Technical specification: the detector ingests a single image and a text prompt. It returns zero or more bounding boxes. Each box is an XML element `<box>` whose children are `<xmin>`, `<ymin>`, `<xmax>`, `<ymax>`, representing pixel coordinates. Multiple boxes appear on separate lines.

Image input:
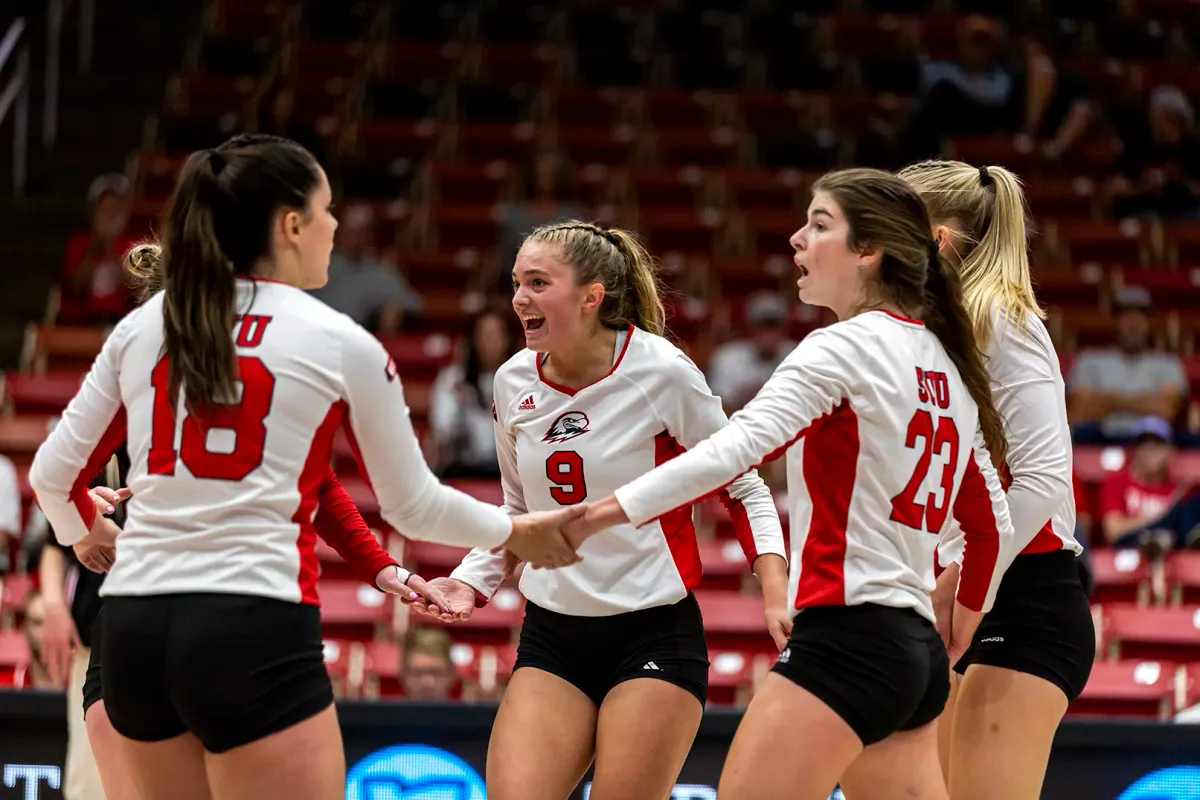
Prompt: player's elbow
<box><xmin>28</xmin><ymin>448</ymin><xmax>59</xmax><ymax>500</ymax></box>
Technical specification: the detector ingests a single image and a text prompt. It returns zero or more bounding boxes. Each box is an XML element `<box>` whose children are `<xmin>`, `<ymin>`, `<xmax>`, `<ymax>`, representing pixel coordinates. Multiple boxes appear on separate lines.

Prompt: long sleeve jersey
<box><xmin>451</xmin><ymin>325</ymin><xmax>785</xmax><ymax>616</ymax></box>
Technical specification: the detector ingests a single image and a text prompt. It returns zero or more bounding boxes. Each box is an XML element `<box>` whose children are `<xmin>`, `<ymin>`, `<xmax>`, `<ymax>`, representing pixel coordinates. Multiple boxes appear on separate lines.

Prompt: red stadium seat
<box><xmin>1070</xmin><ymin>660</ymin><xmax>1175</xmax><ymax>719</ymax></box>
<box><xmin>318</xmin><ymin>579</ymin><xmax>393</xmax><ymax>641</ymax></box>
<box><xmin>1089</xmin><ymin>548</ymin><xmax>1152</xmax><ymax>606</ymax></box>
<box><xmin>697</xmin><ymin>539</ymin><xmax>751</xmax><ymax>592</ymax></box>
<box><xmin>377</xmin><ymin>332</ymin><xmax>457</xmax><ymax>377</ymax></box>
<box><xmin>404</xmin><ymin>540</ymin><xmax>472</xmax><ymax>579</ymax></box>
<box><xmin>362</xmin><ymin>639</ymin><xmax>403</xmax><ymax>697</ymax></box>
<box><xmin>696</xmin><ymin>591</ymin><xmax>775</xmax><ymax>655</ymax></box>
<box><xmin>0</xmin><ymin>416</ymin><xmax>53</xmax><ymax>468</ymax></box>
<box><xmin>1102</xmin><ymin>604</ymin><xmax>1200</xmax><ymax>662</ymax></box>
<box><xmin>322</xmin><ymin>638</ymin><xmax>353</xmax><ymax>695</ymax></box>
<box><xmin>707</xmin><ymin>649</ymin><xmax>764</xmax><ymax>706</ymax></box>
<box><xmin>3</xmin><ymin>371</ymin><xmax>85</xmax><ymax>415</ymax></box>
<box><xmin>1165</xmin><ymin>551</ymin><xmax>1200</xmax><ymax>606</ymax></box>
<box><xmin>0</xmin><ymin>573</ymin><xmax>34</xmax><ymax>626</ymax></box>
<box><xmin>25</xmin><ymin>325</ymin><xmax>108</xmax><ymax>373</ymax></box>
<box><xmin>456</xmin><ymin>642</ymin><xmax>518</xmax><ymax>697</ymax></box>
<box><xmin>0</xmin><ymin>629</ymin><xmax>31</xmax><ymax>688</ymax></box>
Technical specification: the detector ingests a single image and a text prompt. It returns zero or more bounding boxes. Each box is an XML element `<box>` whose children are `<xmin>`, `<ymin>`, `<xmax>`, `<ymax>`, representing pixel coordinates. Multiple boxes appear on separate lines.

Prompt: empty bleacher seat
<box><xmin>1090</xmin><ymin>548</ymin><xmax>1152</xmax><ymax>606</ymax></box>
<box><xmin>0</xmin><ymin>630</ymin><xmax>31</xmax><ymax>688</ymax></box>
<box><xmin>1070</xmin><ymin>660</ymin><xmax>1175</xmax><ymax>718</ymax></box>
<box><xmin>318</xmin><ymin>579</ymin><xmax>393</xmax><ymax>641</ymax></box>
<box><xmin>1103</xmin><ymin>604</ymin><xmax>1200</xmax><ymax>662</ymax></box>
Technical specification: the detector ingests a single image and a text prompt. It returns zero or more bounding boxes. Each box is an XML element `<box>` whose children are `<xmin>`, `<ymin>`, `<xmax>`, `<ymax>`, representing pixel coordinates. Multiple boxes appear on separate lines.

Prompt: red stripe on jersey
<box><xmin>68</xmin><ymin>407</ymin><xmax>128</xmax><ymax>533</ymax></box>
<box><xmin>720</xmin><ymin>492</ymin><xmax>757</xmax><ymax>565</ymax></box>
<box><xmin>951</xmin><ymin>448</ymin><xmax>1001</xmax><ymax>612</ymax></box>
<box><xmin>998</xmin><ymin>459</ymin><xmax>1066</xmax><ymax>555</ymax></box>
<box><xmin>877</xmin><ymin>310</ymin><xmax>924</xmax><ymax>326</ymax></box>
<box><xmin>794</xmin><ymin>401</ymin><xmax>859</xmax><ymax>609</ymax></box>
<box><xmin>1021</xmin><ymin>521</ymin><xmax>1062</xmax><ymax>554</ymax></box>
<box><xmin>537</xmin><ymin>323</ymin><xmax>635</xmax><ymax>397</ymax></box>
<box><xmin>654</xmin><ymin>432</ymin><xmax>702</xmax><ymax>591</ymax></box>
<box><xmin>293</xmin><ymin>400</ymin><xmax>348</xmax><ymax>605</ymax></box>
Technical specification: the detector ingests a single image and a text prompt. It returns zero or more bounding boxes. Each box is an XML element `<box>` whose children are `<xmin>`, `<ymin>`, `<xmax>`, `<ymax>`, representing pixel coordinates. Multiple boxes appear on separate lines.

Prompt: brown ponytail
<box><xmin>526</xmin><ymin>220</ymin><xmax>667</xmax><ymax>336</ymax></box>
<box><xmin>161</xmin><ymin>149</ymin><xmax>239</xmax><ymax>412</ymax></box>
<box><xmin>147</xmin><ymin>134</ymin><xmax>321</xmax><ymax>413</ymax></box>
<box><xmin>814</xmin><ymin>168</ymin><xmax>1008</xmax><ymax>468</ymax></box>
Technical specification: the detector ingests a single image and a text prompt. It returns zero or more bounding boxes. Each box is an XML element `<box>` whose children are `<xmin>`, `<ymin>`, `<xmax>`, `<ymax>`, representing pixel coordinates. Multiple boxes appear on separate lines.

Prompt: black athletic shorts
<box><xmin>771</xmin><ymin>603</ymin><xmax>949</xmax><ymax>746</ymax></box>
<box><xmin>514</xmin><ymin>593</ymin><xmax>709</xmax><ymax>707</ymax></box>
<box><xmin>101</xmin><ymin>593</ymin><xmax>334</xmax><ymax>753</ymax></box>
<box><xmin>82</xmin><ymin>607</ymin><xmax>104</xmax><ymax>716</ymax></box>
<box><xmin>954</xmin><ymin>550</ymin><xmax>1095</xmax><ymax>702</ymax></box>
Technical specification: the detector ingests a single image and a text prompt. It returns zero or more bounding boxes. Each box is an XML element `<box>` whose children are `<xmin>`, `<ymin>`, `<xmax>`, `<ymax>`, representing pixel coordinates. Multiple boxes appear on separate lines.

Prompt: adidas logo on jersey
<box><xmin>643</xmin><ymin>662</ymin><xmax>661</xmax><ymax>671</ymax></box>
<box><xmin>517</xmin><ymin>395</ymin><xmax>536</xmax><ymax>410</ymax></box>
<box><xmin>777</xmin><ymin>649</ymin><xmax>791</xmax><ymax>664</ymax></box>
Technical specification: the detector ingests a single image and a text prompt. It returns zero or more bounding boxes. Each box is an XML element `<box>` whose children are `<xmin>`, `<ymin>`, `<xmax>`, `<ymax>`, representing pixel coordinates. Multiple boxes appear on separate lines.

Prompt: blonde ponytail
<box><xmin>606</xmin><ymin>228</ymin><xmax>666</xmax><ymax>336</ymax></box>
<box><xmin>898</xmin><ymin>160</ymin><xmax>1044</xmax><ymax>347</ymax></box>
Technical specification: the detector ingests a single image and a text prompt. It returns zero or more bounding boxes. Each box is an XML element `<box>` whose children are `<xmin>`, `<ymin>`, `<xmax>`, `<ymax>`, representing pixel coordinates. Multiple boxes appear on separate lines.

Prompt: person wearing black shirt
<box><xmin>35</xmin><ymin>446</ymin><xmax>130</xmax><ymax>800</ymax></box>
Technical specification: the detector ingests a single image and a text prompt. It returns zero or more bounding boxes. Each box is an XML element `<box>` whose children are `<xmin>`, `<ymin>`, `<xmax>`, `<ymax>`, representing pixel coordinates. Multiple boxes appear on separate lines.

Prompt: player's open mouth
<box><xmin>523</xmin><ymin>316</ymin><xmax>545</xmax><ymax>331</ymax></box>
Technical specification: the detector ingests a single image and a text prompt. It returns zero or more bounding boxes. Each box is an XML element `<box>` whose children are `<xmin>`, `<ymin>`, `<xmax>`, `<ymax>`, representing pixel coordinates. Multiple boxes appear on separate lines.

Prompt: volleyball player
<box><xmin>28</xmin><ymin>134</ymin><xmax>587</xmax><ymax>800</ymax></box>
<box><xmin>900</xmin><ymin>160</ymin><xmax>1092</xmax><ymax>800</ymax></box>
<box><xmin>567</xmin><ymin>169</ymin><xmax>1016</xmax><ymax>800</ymax></box>
<box><xmin>411</xmin><ymin>221</ymin><xmax>787</xmax><ymax>800</ymax></box>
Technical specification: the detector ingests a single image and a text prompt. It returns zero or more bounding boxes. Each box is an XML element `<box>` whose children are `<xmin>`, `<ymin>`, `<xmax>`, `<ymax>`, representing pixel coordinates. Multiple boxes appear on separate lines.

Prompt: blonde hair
<box><xmin>125</xmin><ymin>241</ymin><xmax>163</xmax><ymax>301</ymax></box>
<box><xmin>897</xmin><ymin>160</ymin><xmax>1044</xmax><ymax>347</ymax></box>
<box><xmin>524</xmin><ymin>220</ymin><xmax>666</xmax><ymax>336</ymax></box>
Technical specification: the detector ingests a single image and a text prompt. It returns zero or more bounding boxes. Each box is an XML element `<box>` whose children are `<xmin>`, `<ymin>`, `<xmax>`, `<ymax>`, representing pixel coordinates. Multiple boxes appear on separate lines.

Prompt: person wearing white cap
<box><xmin>706</xmin><ymin>292</ymin><xmax>797</xmax><ymax>412</ymax></box>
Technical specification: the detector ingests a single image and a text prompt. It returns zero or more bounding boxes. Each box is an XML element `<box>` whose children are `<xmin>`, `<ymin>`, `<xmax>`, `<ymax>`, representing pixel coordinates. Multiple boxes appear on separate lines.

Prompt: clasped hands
<box><xmin>410</xmin><ymin>496</ymin><xmax>628</xmax><ymax>622</ymax></box>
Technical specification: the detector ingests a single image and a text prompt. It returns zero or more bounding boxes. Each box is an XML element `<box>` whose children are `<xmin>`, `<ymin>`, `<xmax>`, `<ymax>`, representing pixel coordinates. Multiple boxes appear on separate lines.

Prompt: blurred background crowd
<box><xmin>3</xmin><ymin>0</ymin><xmax>1200</xmax><ymax>729</ymax></box>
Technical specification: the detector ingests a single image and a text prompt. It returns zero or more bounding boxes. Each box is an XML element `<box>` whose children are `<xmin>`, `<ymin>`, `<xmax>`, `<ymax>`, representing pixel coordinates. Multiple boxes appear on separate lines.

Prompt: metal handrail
<box><xmin>0</xmin><ymin>18</ymin><xmax>30</xmax><ymax>196</ymax></box>
<box><xmin>45</xmin><ymin>0</ymin><xmax>96</xmax><ymax>149</ymax></box>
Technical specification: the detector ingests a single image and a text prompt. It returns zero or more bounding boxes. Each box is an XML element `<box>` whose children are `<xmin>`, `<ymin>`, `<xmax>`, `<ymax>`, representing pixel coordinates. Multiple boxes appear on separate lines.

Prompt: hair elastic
<box><xmin>978</xmin><ymin>165</ymin><xmax>993</xmax><ymax>187</ymax></box>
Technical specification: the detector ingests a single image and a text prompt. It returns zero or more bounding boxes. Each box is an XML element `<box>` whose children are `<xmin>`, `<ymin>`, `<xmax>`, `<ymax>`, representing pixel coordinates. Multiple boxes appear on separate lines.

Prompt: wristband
<box><xmin>396</xmin><ymin>566</ymin><xmax>413</xmax><ymax>585</ymax></box>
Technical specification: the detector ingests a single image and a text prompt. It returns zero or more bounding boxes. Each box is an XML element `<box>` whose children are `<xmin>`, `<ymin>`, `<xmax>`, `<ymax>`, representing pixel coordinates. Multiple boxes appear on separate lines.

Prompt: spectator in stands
<box><xmin>400</xmin><ymin>627</ymin><xmax>456</xmax><ymax>701</ymax></box>
<box><xmin>1099</xmin><ymin>416</ymin><xmax>1188</xmax><ymax>548</ymax></box>
<box><xmin>21</xmin><ymin>592</ymin><xmax>55</xmax><ymax>689</ymax></box>
<box><xmin>705</xmin><ymin>293</ymin><xmax>796</xmax><ymax>413</ymax></box>
<box><xmin>308</xmin><ymin>201</ymin><xmax>422</xmax><ymax>333</ymax></box>
<box><xmin>496</xmin><ymin>149</ymin><xmax>585</xmax><ymax>293</ymax></box>
<box><xmin>1109</xmin><ymin>85</ymin><xmax>1200</xmax><ymax>221</ymax></box>
<box><xmin>1010</xmin><ymin>28</ymin><xmax>1093</xmax><ymax>164</ymax></box>
<box><xmin>431</xmin><ymin>307</ymin><xmax>515</xmax><ymax>479</ymax></box>
<box><xmin>57</xmin><ymin>174</ymin><xmax>139</xmax><ymax>326</ymax></box>
<box><xmin>900</xmin><ymin>17</ymin><xmax>1014</xmax><ymax>161</ymax></box>
<box><xmin>257</xmin><ymin>83</ymin><xmax>327</xmax><ymax>166</ymax></box>
<box><xmin>1067</xmin><ymin>286</ymin><xmax>1187</xmax><ymax>445</ymax></box>
<box><xmin>0</xmin><ymin>453</ymin><xmax>18</xmax><ymax>575</ymax></box>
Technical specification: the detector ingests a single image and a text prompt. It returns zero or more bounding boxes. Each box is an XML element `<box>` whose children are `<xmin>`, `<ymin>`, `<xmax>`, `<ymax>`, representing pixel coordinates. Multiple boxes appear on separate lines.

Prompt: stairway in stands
<box><xmin>0</xmin><ymin>0</ymin><xmax>198</xmax><ymax>369</ymax></box>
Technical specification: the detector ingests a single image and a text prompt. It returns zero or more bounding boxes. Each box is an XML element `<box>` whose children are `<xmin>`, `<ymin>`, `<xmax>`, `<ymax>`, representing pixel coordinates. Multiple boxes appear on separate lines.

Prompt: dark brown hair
<box><xmin>125</xmin><ymin>134</ymin><xmax>321</xmax><ymax>411</ymax></box>
<box><xmin>813</xmin><ymin>168</ymin><xmax>1007</xmax><ymax>467</ymax></box>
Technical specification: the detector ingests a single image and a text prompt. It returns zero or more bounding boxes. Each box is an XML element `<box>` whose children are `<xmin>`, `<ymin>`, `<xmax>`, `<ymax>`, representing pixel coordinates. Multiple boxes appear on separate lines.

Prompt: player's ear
<box><xmin>581</xmin><ymin>282</ymin><xmax>605</xmax><ymax>314</ymax></box>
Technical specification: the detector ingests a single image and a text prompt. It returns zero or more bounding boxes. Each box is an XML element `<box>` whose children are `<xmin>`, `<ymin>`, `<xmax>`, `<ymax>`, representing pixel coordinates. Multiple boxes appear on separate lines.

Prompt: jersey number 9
<box><xmin>546</xmin><ymin>451</ymin><xmax>587</xmax><ymax>505</ymax></box>
<box><xmin>148</xmin><ymin>355</ymin><xmax>276</xmax><ymax>481</ymax></box>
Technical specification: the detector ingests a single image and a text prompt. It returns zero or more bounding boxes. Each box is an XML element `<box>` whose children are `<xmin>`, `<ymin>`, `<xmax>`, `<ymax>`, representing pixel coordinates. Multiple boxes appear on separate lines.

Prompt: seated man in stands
<box><xmin>307</xmin><ymin>202</ymin><xmax>422</xmax><ymax>334</ymax></box>
<box><xmin>400</xmin><ymin>627</ymin><xmax>457</xmax><ymax>701</ymax></box>
<box><xmin>1100</xmin><ymin>416</ymin><xmax>1199</xmax><ymax>551</ymax></box>
<box><xmin>1068</xmin><ymin>286</ymin><xmax>1188</xmax><ymax>446</ymax></box>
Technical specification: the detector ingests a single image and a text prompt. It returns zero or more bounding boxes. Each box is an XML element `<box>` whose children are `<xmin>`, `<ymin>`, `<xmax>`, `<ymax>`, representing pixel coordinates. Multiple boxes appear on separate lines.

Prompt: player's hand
<box><xmin>88</xmin><ymin>486</ymin><xmax>132</xmax><ymax>517</ymax></box>
<box><xmin>764</xmin><ymin>605</ymin><xmax>792</xmax><ymax>653</ymax></box>
<box><xmin>932</xmin><ymin>561</ymin><xmax>959</xmax><ymax>650</ymax></box>
<box><xmin>501</xmin><ymin>550</ymin><xmax>525</xmax><ymax>584</ymax></box>
<box><xmin>376</xmin><ymin>566</ymin><xmax>455</xmax><ymax>618</ymax></box>
<box><xmin>75</xmin><ymin>516</ymin><xmax>121</xmax><ymax>574</ymax></box>
<box><xmin>41</xmin><ymin>597</ymin><xmax>79</xmax><ymax>688</ymax></box>
<box><xmin>947</xmin><ymin>602</ymin><xmax>983</xmax><ymax>668</ymax></box>
<box><xmin>409</xmin><ymin>577</ymin><xmax>477</xmax><ymax>622</ymax></box>
<box><xmin>505</xmin><ymin>505</ymin><xmax>588</xmax><ymax>568</ymax></box>
<box><xmin>561</xmin><ymin>495</ymin><xmax>629</xmax><ymax>551</ymax></box>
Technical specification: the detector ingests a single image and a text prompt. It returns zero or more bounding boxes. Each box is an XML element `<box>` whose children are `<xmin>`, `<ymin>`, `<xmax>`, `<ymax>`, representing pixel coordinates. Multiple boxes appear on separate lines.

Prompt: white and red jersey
<box><xmin>614</xmin><ymin>311</ymin><xmax>1015</xmax><ymax>622</ymax></box>
<box><xmin>937</xmin><ymin>309</ymin><xmax>1080</xmax><ymax>573</ymax></box>
<box><xmin>451</xmin><ymin>325</ymin><xmax>784</xmax><ymax>616</ymax></box>
<box><xmin>29</xmin><ymin>279</ymin><xmax>514</xmax><ymax>605</ymax></box>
